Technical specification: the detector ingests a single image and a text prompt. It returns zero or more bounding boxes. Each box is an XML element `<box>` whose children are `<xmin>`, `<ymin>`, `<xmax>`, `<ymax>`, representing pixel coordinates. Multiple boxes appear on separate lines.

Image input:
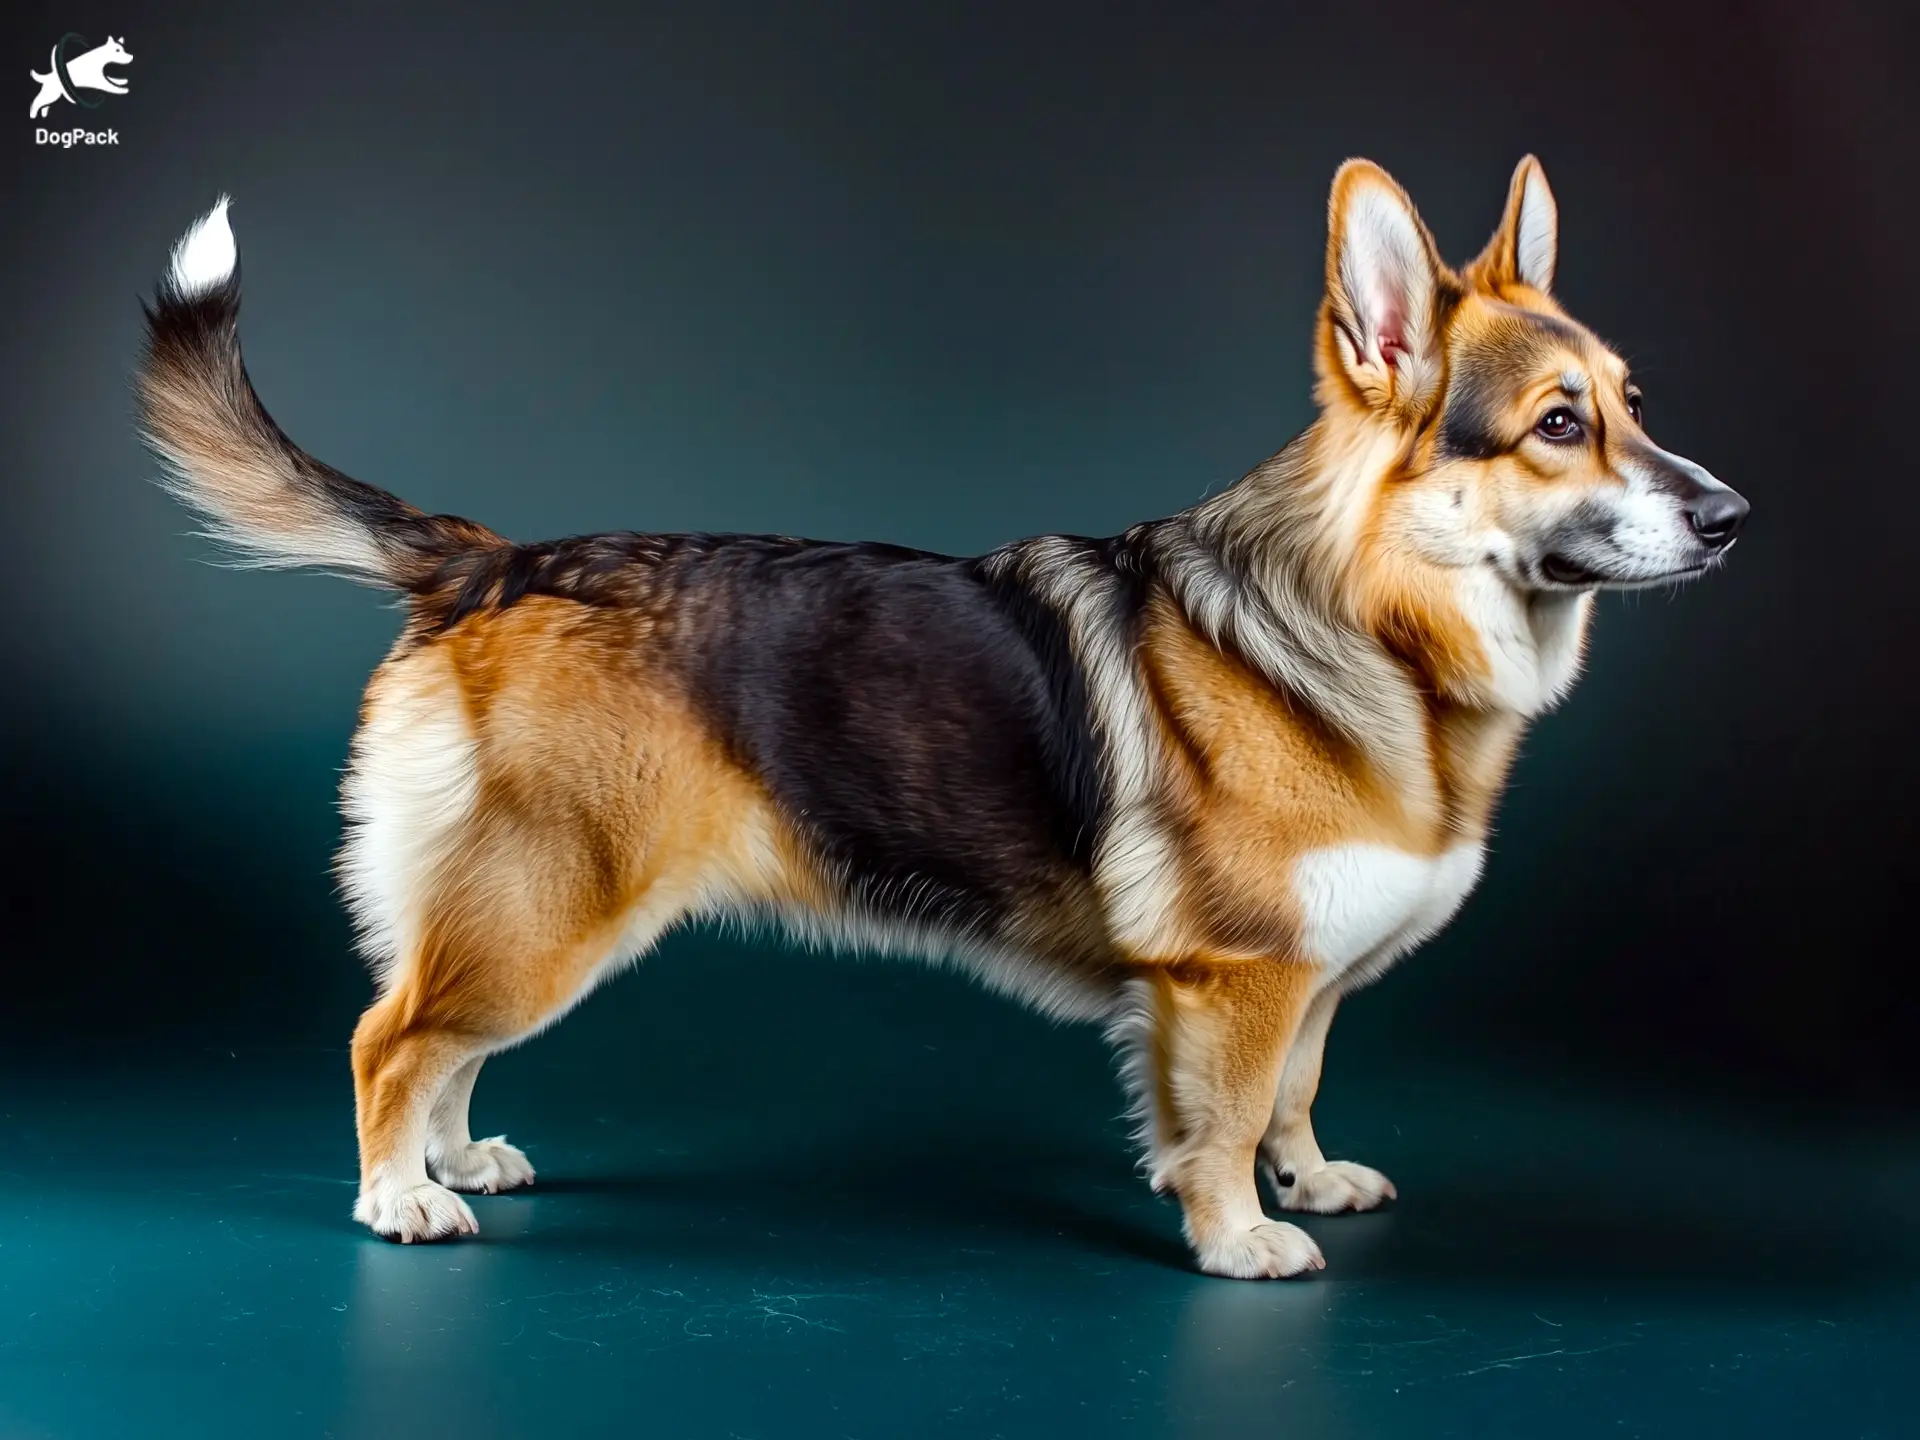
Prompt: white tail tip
<box><xmin>168</xmin><ymin>195</ymin><xmax>237</xmax><ymax>297</ymax></box>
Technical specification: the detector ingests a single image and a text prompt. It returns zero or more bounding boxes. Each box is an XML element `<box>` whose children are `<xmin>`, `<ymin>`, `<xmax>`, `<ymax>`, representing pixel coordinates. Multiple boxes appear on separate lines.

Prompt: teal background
<box><xmin>1</xmin><ymin>1</ymin><xmax>1915</xmax><ymax>1435</ymax></box>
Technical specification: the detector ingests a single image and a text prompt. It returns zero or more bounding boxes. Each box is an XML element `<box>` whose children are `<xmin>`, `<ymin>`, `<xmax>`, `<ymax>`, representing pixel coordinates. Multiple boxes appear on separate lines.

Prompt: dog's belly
<box><xmin>1289</xmin><ymin>842</ymin><xmax>1485</xmax><ymax>979</ymax></box>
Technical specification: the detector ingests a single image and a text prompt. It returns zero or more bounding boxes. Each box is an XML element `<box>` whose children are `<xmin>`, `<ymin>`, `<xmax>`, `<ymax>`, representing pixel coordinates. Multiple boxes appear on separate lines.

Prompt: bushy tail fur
<box><xmin>138</xmin><ymin>197</ymin><xmax>503</xmax><ymax>591</ymax></box>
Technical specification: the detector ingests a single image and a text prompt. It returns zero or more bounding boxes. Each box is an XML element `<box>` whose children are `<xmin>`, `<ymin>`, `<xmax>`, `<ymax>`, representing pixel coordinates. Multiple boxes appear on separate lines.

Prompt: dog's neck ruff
<box><xmin>1155</xmin><ymin>430</ymin><xmax>1429</xmax><ymax>780</ymax></box>
<box><xmin>1145</xmin><ymin>513</ymin><xmax>1422</xmax><ymax>750</ymax></box>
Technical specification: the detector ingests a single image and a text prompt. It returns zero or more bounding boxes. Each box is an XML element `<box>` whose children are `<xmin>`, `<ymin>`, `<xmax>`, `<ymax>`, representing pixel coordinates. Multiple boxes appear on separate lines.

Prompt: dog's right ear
<box><xmin>1320</xmin><ymin>160</ymin><xmax>1448</xmax><ymax>417</ymax></box>
<box><xmin>1465</xmin><ymin>155</ymin><xmax>1558</xmax><ymax>296</ymax></box>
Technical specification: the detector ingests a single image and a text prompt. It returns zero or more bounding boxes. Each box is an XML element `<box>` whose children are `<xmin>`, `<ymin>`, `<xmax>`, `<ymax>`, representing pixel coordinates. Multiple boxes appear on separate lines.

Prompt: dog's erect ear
<box><xmin>1467</xmin><ymin>155</ymin><xmax>1558</xmax><ymax>296</ymax></box>
<box><xmin>1322</xmin><ymin>160</ymin><xmax>1448</xmax><ymax>414</ymax></box>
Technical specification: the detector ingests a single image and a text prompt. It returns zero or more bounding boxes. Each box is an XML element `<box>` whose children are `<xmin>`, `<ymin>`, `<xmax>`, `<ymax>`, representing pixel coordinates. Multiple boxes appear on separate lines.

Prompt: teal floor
<box><xmin>3</xmin><ymin>947</ymin><xmax>1915</xmax><ymax>1438</ymax></box>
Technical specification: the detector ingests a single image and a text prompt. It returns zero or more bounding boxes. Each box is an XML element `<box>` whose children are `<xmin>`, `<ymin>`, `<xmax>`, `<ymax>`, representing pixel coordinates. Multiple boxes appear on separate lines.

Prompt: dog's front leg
<box><xmin>1138</xmin><ymin>956</ymin><xmax>1325</xmax><ymax>1279</ymax></box>
<box><xmin>1257</xmin><ymin>987</ymin><xmax>1396</xmax><ymax>1214</ymax></box>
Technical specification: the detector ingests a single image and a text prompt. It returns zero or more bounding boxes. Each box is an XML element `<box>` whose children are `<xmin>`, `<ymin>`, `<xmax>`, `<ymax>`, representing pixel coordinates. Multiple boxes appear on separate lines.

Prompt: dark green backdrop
<box><xmin>3</xmin><ymin>0</ymin><xmax>1913</xmax><ymax>1099</ymax></box>
<box><xmin>7</xmin><ymin>5</ymin><xmax>1918</xmax><ymax>1436</ymax></box>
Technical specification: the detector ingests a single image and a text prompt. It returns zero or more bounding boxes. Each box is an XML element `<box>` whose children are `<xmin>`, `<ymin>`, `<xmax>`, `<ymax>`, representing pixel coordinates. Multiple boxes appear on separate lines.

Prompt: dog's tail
<box><xmin>139</xmin><ymin>197</ymin><xmax>505</xmax><ymax>592</ymax></box>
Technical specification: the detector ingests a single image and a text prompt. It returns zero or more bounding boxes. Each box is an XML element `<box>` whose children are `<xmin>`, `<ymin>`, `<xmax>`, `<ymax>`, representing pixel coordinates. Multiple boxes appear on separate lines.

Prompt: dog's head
<box><xmin>1315</xmin><ymin>156</ymin><xmax>1746</xmax><ymax>593</ymax></box>
<box><xmin>99</xmin><ymin>36</ymin><xmax>133</xmax><ymax>67</ymax></box>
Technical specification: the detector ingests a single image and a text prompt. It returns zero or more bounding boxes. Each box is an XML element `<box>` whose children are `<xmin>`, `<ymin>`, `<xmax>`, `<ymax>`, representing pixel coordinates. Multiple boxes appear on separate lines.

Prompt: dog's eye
<box><xmin>1535</xmin><ymin>408</ymin><xmax>1582</xmax><ymax>442</ymax></box>
<box><xmin>1626</xmin><ymin>390</ymin><xmax>1644</xmax><ymax>425</ymax></box>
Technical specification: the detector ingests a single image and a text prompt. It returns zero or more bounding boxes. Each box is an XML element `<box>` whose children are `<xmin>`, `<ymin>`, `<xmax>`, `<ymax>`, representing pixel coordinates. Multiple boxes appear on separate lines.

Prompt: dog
<box><xmin>29</xmin><ymin>35</ymin><xmax>131</xmax><ymax>119</ymax></box>
<box><xmin>138</xmin><ymin>158</ymin><xmax>1746</xmax><ymax>1278</ymax></box>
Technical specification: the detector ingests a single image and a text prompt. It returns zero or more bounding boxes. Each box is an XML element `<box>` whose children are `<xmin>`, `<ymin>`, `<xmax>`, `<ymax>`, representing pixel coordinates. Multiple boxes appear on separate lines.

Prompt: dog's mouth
<box><xmin>1598</xmin><ymin>560</ymin><xmax>1716</xmax><ymax>592</ymax></box>
<box><xmin>1540</xmin><ymin>553</ymin><xmax>1602</xmax><ymax>587</ymax></box>
<box><xmin>1539</xmin><ymin>552</ymin><xmax>1715</xmax><ymax>591</ymax></box>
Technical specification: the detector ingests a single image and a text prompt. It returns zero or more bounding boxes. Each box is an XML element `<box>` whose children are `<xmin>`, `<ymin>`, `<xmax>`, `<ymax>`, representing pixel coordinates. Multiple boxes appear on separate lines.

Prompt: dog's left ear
<box><xmin>1321</xmin><ymin>160</ymin><xmax>1448</xmax><ymax>414</ymax></box>
<box><xmin>1468</xmin><ymin>155</ymin><xmax>1558</xmax><ymax>295</ymax></box>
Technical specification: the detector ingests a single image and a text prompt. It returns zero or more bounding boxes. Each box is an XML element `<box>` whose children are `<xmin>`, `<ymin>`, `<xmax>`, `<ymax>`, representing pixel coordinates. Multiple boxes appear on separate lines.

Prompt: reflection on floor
<box><xmin>3</xmin><ymin>948</ymin><xmax>1914</xmax><ymax>1438</ymax></box>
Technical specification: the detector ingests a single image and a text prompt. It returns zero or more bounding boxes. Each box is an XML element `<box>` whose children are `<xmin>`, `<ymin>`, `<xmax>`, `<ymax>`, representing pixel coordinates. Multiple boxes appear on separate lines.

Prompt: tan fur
<box><xmin>347</xmin><ymin>599</ymin><xmax>829</xmax><ymax>1231</ymax></box>
<box><xmin>1144</xmin><ymin>958</ymin><xmax>1326</xmax><ymax>1277</ymax></box>
<box><xmin>1143</xmin><ymin>593</ymin><xmax>1386</xmax><ymax>950</ymax></box>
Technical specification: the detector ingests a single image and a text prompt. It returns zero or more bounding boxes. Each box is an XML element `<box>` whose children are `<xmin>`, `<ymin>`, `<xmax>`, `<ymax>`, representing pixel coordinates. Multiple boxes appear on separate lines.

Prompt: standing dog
<box><xmin>139</xmin><ymin>158</ymin><xmax>1746</xmax><ymax>1278</ymax></box>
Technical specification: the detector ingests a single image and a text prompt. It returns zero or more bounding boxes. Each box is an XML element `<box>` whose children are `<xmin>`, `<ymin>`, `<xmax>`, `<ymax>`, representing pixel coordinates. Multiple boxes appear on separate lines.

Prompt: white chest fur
<box><xmin>1452</xmin><ymin>573</ymin><xmax>1592</xmax><ymax>716</ymax></box>
<box><xmin>1290</xmin><ymin>842</ymin><xmax>1485</xmax><ymax>978</ymax></box>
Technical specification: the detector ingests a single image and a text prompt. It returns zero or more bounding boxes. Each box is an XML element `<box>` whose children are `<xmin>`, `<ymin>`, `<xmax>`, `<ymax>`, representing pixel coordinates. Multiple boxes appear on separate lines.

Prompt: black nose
<box><xmin>1687</xmin><ymin>489</ymin><xmax>1749</xmax><ymax>549</ymax></box>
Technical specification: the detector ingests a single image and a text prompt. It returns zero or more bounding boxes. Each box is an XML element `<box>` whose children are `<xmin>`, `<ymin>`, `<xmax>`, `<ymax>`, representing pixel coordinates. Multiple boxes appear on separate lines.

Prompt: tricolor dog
<box><xmin>139</xmin><ymin>158</ymin><xmax>1746</xmax><ymax>1278</ymax></box>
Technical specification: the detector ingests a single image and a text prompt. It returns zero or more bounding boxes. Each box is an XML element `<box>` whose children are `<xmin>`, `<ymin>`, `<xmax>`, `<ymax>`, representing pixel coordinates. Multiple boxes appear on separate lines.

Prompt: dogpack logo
<box><xmin>29</xmin><ymin>33</ymin><xmax>131</xmax><ymax>147</ymax></box>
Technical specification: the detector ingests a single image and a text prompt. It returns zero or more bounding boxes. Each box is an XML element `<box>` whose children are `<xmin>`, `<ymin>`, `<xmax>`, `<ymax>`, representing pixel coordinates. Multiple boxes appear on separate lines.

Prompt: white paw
<box><xmin>1267</xmin><ymin>1158</ymin><xmax>1397</xmax><ymax>1214</ymax></box>
<box><xmin>1194</xmin><ymin>1221</ymin><xmax>1325</xmax><ymax>1280</ymax></box>
<box><xmin>353</xmin><ymin>1178</ymin><xmax>479</xmax><ymax>1243</ymax></box>
<box><xmin>429</xmin><ymin>1136</ymin><xmax>535</xmax><ymax>1195</ymax></box>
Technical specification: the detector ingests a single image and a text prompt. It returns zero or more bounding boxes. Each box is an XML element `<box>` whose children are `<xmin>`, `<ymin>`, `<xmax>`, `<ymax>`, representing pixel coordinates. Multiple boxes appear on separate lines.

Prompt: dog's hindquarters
<box><xmin>339</xmin><ymin>596</ymin><xmax>826</xmax><ymax>1238</ymax></box>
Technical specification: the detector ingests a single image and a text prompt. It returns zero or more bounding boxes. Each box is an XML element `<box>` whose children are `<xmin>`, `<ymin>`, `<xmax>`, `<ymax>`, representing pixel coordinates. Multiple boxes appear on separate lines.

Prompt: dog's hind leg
<box><xmin>1258</xmin><ymin>988</ymin><xmax>1396</xmax><ymax>1215</ymax></box>
<box><xmin>1132</xmin><ymin>957</ymin><xmax>1323</xmax><ymax>1279</ymax></box>
<box><xmin>425</xmin><ymin>1055</ymin><xmax>536</xmax><ymax>1195</ymax></box>
<box><xmin>339</xmin><ymin>651</ymin><xmax>637</xmax><ymax>1241</ymax></box>
<box><xmin>350</xmin><ymin>986</ymin><xmax>488</xmax><ymax>1242</ymax></box>
<box><xmin>348</xmin><ymin>879</ymin><xmax>648</xmax><ymax>1242</ymax></box>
